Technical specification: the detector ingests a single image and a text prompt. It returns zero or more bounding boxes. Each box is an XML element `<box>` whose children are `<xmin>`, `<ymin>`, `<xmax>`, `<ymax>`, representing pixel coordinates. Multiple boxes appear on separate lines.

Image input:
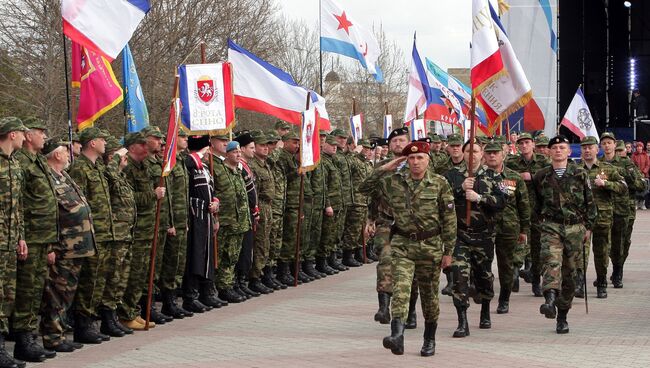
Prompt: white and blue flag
<box><xmin>122</xmin><ymin>44</ymin><xmax>149</xmax><ymax>132</ymax></box>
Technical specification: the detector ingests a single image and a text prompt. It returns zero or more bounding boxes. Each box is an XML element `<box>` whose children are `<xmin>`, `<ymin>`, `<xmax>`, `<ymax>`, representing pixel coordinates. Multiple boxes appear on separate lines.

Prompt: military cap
<box><xmin>330</xmin><ymin>128</ymin><xmax>347</xmax><ymax>138</ymax></box>
<box><xmin>580</xmin><ymin>136</ymin><xmax>599</xmax><ymax>146</ymax></box>
<box><xmin>71</xmin><ymin>132</ymin><xmax>80</xmax><ymax>142</ymax></box>
<box><xmin>615</xmin><ymin>140</ymin><xmax>626</xmax><ymax>151</ymax></box>
<box><xmin>387</xmin><ymin>127</ymin><xmax>408</xmax><ymax>142</ymax></box>
<box><xmin>358</xmin><ymin>139</ymin><xmax>372</xmax><ymax>148</ymax></box>
<box><xmin>105</xmin><ymin>136</ymin><xmax>122</xmax><ymax>152</ymax></box>
<box><xmin>282</xmin><ymin>129</ymin><xmax>300</xmax><ymax>141</ymax></box>
<box><xmin>402</xmin><ymin>141</ymin><xmax>430</xmax><ymax>156</ymax></box>
<box><xmin>484</xmin><ymin>141</ymin><xmax>503</xmax><ymax>152</ymax></box>
<box><xmin>462</xmin><ymin>137</ymin><xmax>481</xmax><ymax>151</ymax></box>
<box><xmin>477</xmin><ymin>136</ymin><xmax>490</xmax><ymax>144</ymax></box>
<box><xmin>275</xmin><ymin>120</ymin><xmax>291</xmax><ymax>130</ymax></box>
<box><xmin>188</xmin><ymin>135</ymin><xmax>210</xmax><ymax>151</ymax></box>
<box><xmin>42</xmin><ymin>138</ymin><xmax>71</xmax><ymax>156</ymax></box>
<box><xmin>234</xmin><ymin>132</ymin><xmax>254</xmax><ymax>147</ymax></box>
<box><xmin>123</xmin><ymin>132</ymin><xmax>147</xmax><ymax>147</ymax></box>
<box><xmin>79</xmin><ymin>127</ymin><xmax>110</xmax><ymax>145</ymax></box>
<box><xmin>600</xmin><ymin>132</ymin><xmax>616</xmax><ymax>142</ymax></box>
<box><xmin>535</xmin><ymin>135</ymin><xmax>550</xmax><ymax>146</ymax></box>
<box><xmin>23</xmin><ymin>116</ymin><xmax>48</xmax><ymax>130</ymax></box>
<box><xmin>517</xmin><ymin>132</ymin><xmax>534</xmax><ymax>142</ymax></box>
<box><xmin>428</xmin><ymin>133</ymin><xmax>442</xmax><ymax>143</ymax></box>
<box><xmin>226</xmin><ymin>141</ymin><xmax>240</xmax><ymax>152</ymax></box>
<box><xmin>0</xmin><ymin>117</ymin><xmax>28</xmax><ymax>135</ymax></box>
<box><xmin>250</xmin><ymin>131</ymin><xmax>270</xmax><ymax>145</ymax></box>
<box><xmin>178</xmin><ymin>129</ymin><xmax>188</xmax><ymax>137</ymax></box>
<box><xmin>141</xmin><ymin>126</ymin><xmax>164</xmax><ymax>138</ymax></box>
<box><xmin>324</xmin><ymin>135</ymin><xmax>337</xmax><ymax>145</ymax></box>
<box><xmin>548</xmin><ymin>135</ymin><xmax>570</xmax><ymax>148</ymax></box>
<box><xmin>447</xmin><ymin>133</ymin><xmax>463</xmax><ymax>146</ymax></box>
<box><xmin>493</xmin><ymin>136</ymin><xmax>507</xmax><ymax>145</ymax></box>
<box><xmin>441</xmin><ymin>135</ymin><xmax>448</xmax><ymax>142</ymax></box>
<box><xmin>265</xmin><ymin>130</ymin><xmax>280</xmax><ymax>142</ymax></box>
<box><xmin>319</xmin><ymin>129</ymin><xmax>328</xmax><ymax>136</ymax></box>
<box><xmin>210</xmin><ymin>132</ymin><xmax>230</xmax><ymax>140</ymax></box>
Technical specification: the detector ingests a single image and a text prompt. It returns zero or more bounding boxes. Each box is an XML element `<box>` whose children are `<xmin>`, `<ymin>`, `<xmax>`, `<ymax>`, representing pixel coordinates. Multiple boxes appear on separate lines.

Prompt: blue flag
<box><xmin>122</xmin><ymin>44</ymin><xmax>149</xmax><ymax>132</ymax></box>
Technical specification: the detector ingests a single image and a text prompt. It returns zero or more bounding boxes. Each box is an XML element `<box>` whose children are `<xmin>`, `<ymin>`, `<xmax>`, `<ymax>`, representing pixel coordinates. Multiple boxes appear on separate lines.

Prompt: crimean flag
<box><xmin>162</xmin><ymin>77</ymin><xmax>181</xmax><ymax>177</ymax></box>
<box><xmin>350</xmin><ymin>114</ymin><xmax>363</xmax><ymax>145</ymax></box>
<box><xmin>300</xmin><ymin>103</ymin><xmax>321</xmax><ymax>173</ymax></box>
<box><xmin>383</xmin><ymin>114</ymin><xmax>392</xmax><ymax>139</ymax></box>
<box><xmin>71</xmin><ymin>41</ymin><xmax>123</xmax><ymax>130</ymax></box>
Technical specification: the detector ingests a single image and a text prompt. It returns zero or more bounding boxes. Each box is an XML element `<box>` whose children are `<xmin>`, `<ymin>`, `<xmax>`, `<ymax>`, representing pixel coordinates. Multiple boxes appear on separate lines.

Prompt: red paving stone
<box><xmin>29</xmin><ymin>211</ymin><xmax>650</xmax><ymax>368</ymax></box>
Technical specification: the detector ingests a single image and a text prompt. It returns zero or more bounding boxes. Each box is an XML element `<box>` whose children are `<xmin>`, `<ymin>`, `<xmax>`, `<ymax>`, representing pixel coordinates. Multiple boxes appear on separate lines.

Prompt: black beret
<box><xmin>387</xmin><ymin>127</ymin><xmax>408</xmax><ymax>142</ymax></box>
<box><xmin>548</xmin><ymin>135</ymin><xmax>570</xmax><ymax>148</ymax></box>
<box><xmin>234</xmin><ymin>132</ymin><xmax>254</xmax><ymax>147</ymax></box>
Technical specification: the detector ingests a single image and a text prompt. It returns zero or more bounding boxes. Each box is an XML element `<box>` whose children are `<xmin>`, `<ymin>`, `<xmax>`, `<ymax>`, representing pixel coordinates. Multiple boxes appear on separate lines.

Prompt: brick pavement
<box><xmin>29</xmin><ymin>211</ymin><xmax>650</xmax><ymax>368</ymax></box>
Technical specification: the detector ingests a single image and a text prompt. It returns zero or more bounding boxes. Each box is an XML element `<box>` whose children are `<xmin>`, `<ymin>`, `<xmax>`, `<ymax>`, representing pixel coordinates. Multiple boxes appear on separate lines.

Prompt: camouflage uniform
<box><xmin>249</xmin><ymin>155</ymin><xmax>274</xmax><ymax>280</ymax></box>
<box><xmin>268</xmin><ymin>149</ymin><xmax>286</xmax><ymax>268</ymax></box>
<box><xmin>319</xmin><ymin>152</ymin><xmax>343</xmax><ymax>259</ymax></box>
<box><xmin>360</xmin><ymin>168</ymin><xmax>456</xmax><ymax>322</ymax></box>
<box><xmin>334</xmin><ymin>150</ymin><xmax>353</xmax><ymax>249</ymax></box>
<box><xmin>533</xmin><ymin>164</ymin><xmax>597</xmax><ymax>310</ymax></box>
<box><xmin>41</xmin><ymin>169</ymin><xmax>96</xmax><ymax>348</ymax></box>
<box><xmin>11</xmin><ymin>149</ymin><xmax>57</xmax><ymax>333</ymax></box>
<box><xmin>445</xmin><ymin>165</ymin><xmax>506</xmax><ymax>308</ymax></box>
<box><xmin>341</xmin><ymin>153</ymin><xmax>372</xmax><ymax>255</ymax></box>
<box><xmin>68</xmin><ymin>154</ymin><xmax>115</xmax><ymax>318</ymax></box>
<box><xmin>278</xmin><ymin>149</ymin><xmax>301</xmax><ymax>263</ymax></box>
<box><xmin>308</xmin><ymin>164</ymin><xmax>327</xmax><ymax>264</ymax></box>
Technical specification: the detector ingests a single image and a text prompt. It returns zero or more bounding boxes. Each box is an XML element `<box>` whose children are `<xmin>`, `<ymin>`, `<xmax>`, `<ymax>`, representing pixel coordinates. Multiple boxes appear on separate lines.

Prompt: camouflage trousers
<box><xmin>336</xmin><ymin>205</ymin><xmax>350</xmax><ymax>248</ymax></box>
<box><xmin>145</xmin><ymin>227</ymin><xmax>168</xmax><ymax>295</ymax></box>
<box><xmin>609</xmin><ymin>215</ymin><xmax>629</xmax><ymax>269</ymax></box>
<box><xmin>100</xmin><ymin>241</ymin><xmax>133</xmax><ymax>310</ymax></box>
<box><xmin>12</xmin><ymin>243</ymin><xmax>48</xmax><ymax>332</ymax></box>
<box><xmin>318</xmin><ymin>208</ymin><xmax>341</xmax><ymax>258</ymax></box>
<box><xmin>215</xmin><ymin>231</ymin><xmax>244</xmax><ymax>290</ymax></box>
<box><xmin>250</xmin><ymin>203</ymin><xmax>272</xmax><ymax>280</ymax></box>
<box><xmin>512</xmin><ymin>235</ymin><xmax>528</xmax><ymax>271</ymax></box>
<box><xmin>587</xmin><ymin>214</ymin><xmax>612</xmax><ymax>282</ymax></box>
<box><xmin>452</xmin><ymin>232</ymin><xmax>495</xmax><ymax>308</ymax></box>
<box><xmin>375</xmin><ymin>224</ymin><xmax>392</xmax><ymax>294</ymax></box>
<box><xmin>279</xmin><ymin>207</ymin><xmax>299</xmax><ymax>263</ymax></box>
<box><xmin>621</xmin><ymin>209</ymin><xmax>636</xmax><ymax>267</ymax></box>
<box><xmin>160</xmin><ymin>229</ymin><xmax>186</xmax><ymax>292</ymax></box>
<box><xmin>305</xmin><ymin>204</ymin><xmax>324</xmax><ymax>262</ymax></box>
<box><xmin>40</xmin><ymin>254</ymin><xmax>82</xmax><ymax>348</ymax></box>
<box><xmin>74</xmin><ymin>241</ymin><xmax>111</xmax><ymax>318</ymax></box>
<box><xmin>529</xmin><ymin>224</ymin><xmax>543</xmax><ymax>279</ymax></box>
<box><xmin>0</xmin><ymin>249</ymin><xmax>17</xmax><ymax>335</ymax></box>
<box><xmin>267</xmin><ymin>208</ymin><xmax>284</xmax><ymax>267</ymax></box>
<box><xmin>540</xmin><ymin>222</ymin><xmax>586</xmax><ymax>310</ymax></box>
<box><xmin>117</xmin><ymin>239</ymin><xmax>151</xmax><ymax>321</ymax></box>
<box><xmin>494</xmin><ymin>233</ymin><xmax>517</xmax><ymax>293</ymax></box>
<box><xmin>390</xmin><ymin>235</ymin><xmax>442</xmax><ymax>322</ymax></box>
<box><xmin>300</xmin><ymin>198</ymin><xmax>313</xmax><ymax>262</ymax></box>
<box><xmin>342</xmin><ymin>205</ymin><xmax>366</xmax><ymax>251</ymax></box>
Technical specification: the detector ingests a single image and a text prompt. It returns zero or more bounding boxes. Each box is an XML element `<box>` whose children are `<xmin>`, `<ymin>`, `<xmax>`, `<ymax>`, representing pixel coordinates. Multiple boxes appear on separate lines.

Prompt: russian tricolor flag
<box><xmin>62</xmin><ymin>0</ymin><xmax>150</xmax><ymax>61</ymax></box>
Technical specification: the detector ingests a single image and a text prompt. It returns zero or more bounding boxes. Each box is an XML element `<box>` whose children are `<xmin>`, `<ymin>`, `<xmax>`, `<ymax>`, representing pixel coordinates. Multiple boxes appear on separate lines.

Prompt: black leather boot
<box><xmin>531</xmin><ymin>276</ymin><xmax>543</xmax><ymax>297</ymax></box>
<box><xmin>405</xmin><ymin>293</ymin><xmax>418</xmax><ymax>329</ymax></box>
<box><xmin>73</xmin><ymin>314</ymin><xmax>103</xmax><ymax>344</ymax></box>
<box><xmin>99</xmin><ymin>307</ymin><xmax>125</xmax><ymax>337</ymax></box>
<box><xmin>452</xmin><ymin>306</ymin><xmax>469</xmax><ymax>337</ymax></box>
<box><xmin>269</xmin><ymin>266</ymin><xmax>288</xmax><ymax>289</ymax></box>
<box><xmin>342</xmin><ymin>249</ymin><xmax>362</xmax><ymax>267</ymax></box>
<box><xmin>382</xmin><ymin>318</ymin><xmax>405</xmax><ymax>355</ymax></box>
<box><xmin>556</xmin><ymin>308</ymin><xmax>569</xmax><ymax>334</ymax></box>
<box><xmin>367</xmin><ymin>246</ymin><xmax>379</xmax><ymax>262</ymax></box>
<box><xmin>249</xmin><ymin>278</ymin><xmax>273</xmax><ymax>294</ymax></box>
<box><xmin>13</xmin><ymin>331</ymin><xmax>49</xmax><ymax>362</ymax></box>
<box><xmin>161</xmin><ymin>290</ymin><xmax>187</xmax><ymax>318</ymax></box>
<box><xmin>261</xmin><ymin>267</ymin><xmax>282</xmax><ymax>290</ymax></box>
<box><xmin>302</xmin><ymin>261</ymin><xmax>323</xmax><ymax>279</ymax></box>
<box><xmin>540</xmin><ymin>289</ymin><xmax>557</xmax><ymax>319</ymax></box>
<box><xmin>316</xmin><ymin>257</ymin><xmax>337</xmax><ymax>275</ymax></box>
<box><xmin>276</xmin><ymin>262</ymin><xmax>297</xmax><ymax>286</ymax></box>
<box><xmin>238</xmin><ymin>277</ymin><xmax>261</xmax><ymax>297</ymax></box>
<box><xmin>290</xmin><ymin>263</ymin><xmax>312</xmax><ymax>283</ymax></box>
<box><xmin>512</xmin><ymin>273</ymin><xmax>520</xmax><ymax>292</ymax></box>
<box><xmin>1</xmin><ymin>334</ymin><xmax>25</xmax><ymax>368</ymax></box>
<box><xmin>232</xmin><ymin>279</ymin><xmax>249</xmax><ymax>300</ymax></box>
<box><xmin>110</xmin><ymin>309</ymin><xmax>133</xmax><ymax>334</ymax></box>
<box><xmin>329</xmin><ymin>252</ymin><xmax>348</xmax><ymax>271</ymax></box>
<box><xmin>441</xmin><ymin>268</ymin><xmax>453</xmax><ymax>296</ymax></box>
<box><xmin>574</xmin><ymin>272</ymin><xmax>585</xmax><ymax>298</ymax></box>
<box><xmin>218</xmin><ymin>288</ymin><xmax>245</xmax><ymax>303</ymax></box>
<box><xmin>147</xmin><ymin>306</ymin><xmax>172</xmax><ymax>324</ymax></box>
<box><xmin>596</xmin><ymin>276</ymin><xmax>608</xmax><ymax>299</ymax></box>
<box><xmin>611</xmin><ymin>265</ymin><xmax>623</xmax><ymax>288</ymax></box>
<box><xmin>374</xmin><ymin>292</ymin><xmax>391</xmax><ymax>324</ymax></box>
<box><xmin>420</xmin><ymin>322</ymin><xmax>437</xmax><ymax>357</ymax></box>
<box><xmin>520</xmin><ymin>259</ymin><xmax>532</xmax><ymax>283</ymax></box>
<box><xmin>479</xmin><ymin>300</ymin><xmax>491</xmax><ymax>329</ymax></box>
<box><xmin>496</xmin><ymin>289</ymin><xmax>510</xmax><ymax>314</ymax></box>
<box><xmin>182</xmin><ymin>299</ymin><xmax>207</xmax><ymax>313</ymax></box>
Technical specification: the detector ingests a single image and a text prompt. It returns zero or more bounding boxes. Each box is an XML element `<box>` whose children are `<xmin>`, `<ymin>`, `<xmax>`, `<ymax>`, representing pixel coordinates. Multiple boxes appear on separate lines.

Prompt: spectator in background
<box><xmin>632</xmin><ymin>90</ymin><xmax>648</xmax><ymax>119</ymax></box>
<box><xmin>632</xmin><ymin>141</ymin><xmax>650</xmax><ymax>210</ymax></box>
<box><xmin>626</xmin><ymin>142</ymin><xmax>633</xmax><ymax>157</ymax></box>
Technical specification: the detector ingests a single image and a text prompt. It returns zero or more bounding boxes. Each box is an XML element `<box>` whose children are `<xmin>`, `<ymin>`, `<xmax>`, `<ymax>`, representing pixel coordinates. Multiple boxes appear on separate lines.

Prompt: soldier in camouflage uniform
<box><xmin>535</xmin><ymin>136</ymin><xmax>550</xmax><ymax>158</ymax></box>
<box><xmin>506</xmin><ymin>132</ymin><xmax>550</xmax><ymax>296</ymax></box>
<box><xmin>361</xmin><ymin>140</ymin><xmax>456</xmax><ymax>357</ymax></box>
<box><xmin>606</xmin><ymin>137</ymin><xmax>645</xmax><ymax>287</ymax></box>
<box><xmin>116</xmin><ymin>132</ymin><xmax>166</xmax><ymax>330</ymax></box>
<box><xmin>317</xmin><ymin>135</ymin><xmax>343</xmax><ymax>275</ymax></box>
<box><xmin>40</xmin><ymin>139</ymin><xmax>95</xmax><ymax>352</ymax></box>
<box><xmin>305</xmin><ymin>131</ymin><xmax>330</xmax><ymax>278</ymax></box>
<box><xmin>343</xmin><ymin>138</ymin><xmax>373</xmax><ymax>264</ymax></box>
<box><xmin>263</xmin><ymin>131</ymin><xmax>287</xmax><ymax>290</ymax></box>
<box><xmin>484</xmin><ymin>141</ymin><xmax>530</xmax><ymax>314</ymax></box>
<box><xmin>428</xmin><ymin>134</ymin><xmax>448</xmax><ymax>171</ymax></box>
<box><xmin>578</xmin><ymin>136</ymin><xmax>627</xmax><ymax>299</ymax></box>
<box><xmin>10</xmin><ymin>118</ymin><xmax>57</xmax><ymax>362</ymax></box>
<box><xmin>68</xmin><ymin>127</ymin><xmax>118</xmax><ymax>342</ymax></box>
<box><xmin>535</xmin><ymin>135</ymin><xmax>597</xmax><ymax>334</ymax></box>
<box><xmin>445</xmin><ymin>140</ymin><xmax>506</xmax><ymax>337</ymax></box>
<box><xmin>0</xmin><ymin>117</ymin><xmax>28</xmax><ymax>368</ymax></box>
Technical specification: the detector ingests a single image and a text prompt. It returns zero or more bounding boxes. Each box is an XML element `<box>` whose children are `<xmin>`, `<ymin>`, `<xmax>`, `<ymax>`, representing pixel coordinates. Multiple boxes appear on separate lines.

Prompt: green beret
<box><xmin>0</xmin><ymin>117</ymin><xmax>28</xmax><ymax>135</ymax></box>
<box><xmin>282</xmin><ymin>129</ymin><xmax>300</xmax><ymax>141</ymax></box>
<box><xmin>447</xmin><ymin>134</ymin><xmax>463</xmax><ymax>146</ymax></box>
<box><xmin>535</xmin><ymin>136</ymin><xmax>550</xmax><ymax>146</ymax></box>
<box><xmin>79</xmin><ymin>127</ymin><xmax>110</xmax><ymax>145</ymax></box>
<box><xmin>330</xmin><ymin>128</ymin><xmax>347</xmax><ymax>138</ymax></box>
<box><xmin>484</xmin><ymin>142</ymin><xmax>503</xmax><ymax>152</ymax></box>
<box><xmin>325</xmin><ymin>135</ymin><xmax>338</xmax><ymax>145</ymax></box>
<box><xmin>600</xmin><ymin>132</ymin><xmax>616</xmax><ymax>142</ymax></box>
<box><xmin>580</xmin><ymin>136</ymin><xmax>598</xmax><ymax>146</ymax></box>
<box><xmin>42</xmin><ymin>138</ymin><xmax>71</xmax><ymax>156</ymax></box>
<box><xmin>22</xmin><ymin>116</ymin><xmax>47</xmax><ymax>131</ymax></box>
<box><xmin>178</xmin><ymin>129</ymin><xmax>188</xmax><ymax>137</ymax></box>
<box><xmin>124</xmin><ymin>132</ymin><xmax>147</xmax><ymax>147</ymax></box>
<box><xmin>275</xmin><ymin>121</ymin><xmax>291</xmax><ymax>130</ymax></box>
<box><xmin>517</xmin><ymin>132</ymin><xmax>534</xmax><ymax>142</ymax></box>
<box><xmin>141</xmin><ymin>126</ymin><xmax>164</xmax><ymax>138</ymax></box>
<box><xmin>615</xmin><ymin>140</ymin><xmax>626</xmax><ymax>151</ymax></box>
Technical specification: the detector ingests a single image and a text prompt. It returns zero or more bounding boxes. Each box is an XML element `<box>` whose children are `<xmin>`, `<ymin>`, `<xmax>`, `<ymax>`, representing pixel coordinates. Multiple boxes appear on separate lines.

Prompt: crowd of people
<box><xmin>0</xmin><ymin>115</ymin><xmax>645</xmax><ymax>366</ymax></box>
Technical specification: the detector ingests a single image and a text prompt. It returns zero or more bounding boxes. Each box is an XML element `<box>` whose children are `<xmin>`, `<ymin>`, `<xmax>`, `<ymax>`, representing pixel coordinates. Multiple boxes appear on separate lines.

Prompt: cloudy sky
<box><xmin>279</xmin><ymin>0</ymin><xmax>472</xmax><ymax>70</ymax></box>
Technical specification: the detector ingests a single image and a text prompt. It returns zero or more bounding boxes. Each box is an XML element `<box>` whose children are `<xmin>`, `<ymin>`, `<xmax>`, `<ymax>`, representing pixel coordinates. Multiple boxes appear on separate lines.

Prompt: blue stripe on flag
<box><xmin>125</xmin><ymin>0</ymin><xmax>151</xmax><ymax>13</ymax></box>
<box><xmin>228</xmin><ymin>39</ymin><xmax>299</xmax><ymax>86</ymax></box>
<box><xmin>538</xmin><ymin>0</ymin><xmax>557</xmax><ymax>52</ymax></box>
<box><xmin>122</xmin><ymin>44</ymin><xmax>149</xmax><ymax>133</ymax></box>
<box><xmin>177</xmin><ymin>65</ymin><xmax>192</xmax><ymax>130</ymax></box>
<box><xmin>411</xmin><ymin>38</ymin><xmax>432</xmax><ymax>105</ymax></box>
<box><xmin>321</xmin><ymin>37</ymin><xmax>383</xmax><ymax>82</ymax></box>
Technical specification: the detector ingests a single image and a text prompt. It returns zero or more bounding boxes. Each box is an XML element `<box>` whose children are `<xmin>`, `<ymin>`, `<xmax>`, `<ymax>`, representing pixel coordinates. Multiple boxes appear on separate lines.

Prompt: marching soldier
<box><xmin>360</xmin><ymin>140</ymin><xmax>456</xmax><ymax>356</ymax></box>
<box><xmin>535</xmin><ymin>136</ymin><xmax>597</xmax><ymax>334</ymax></box>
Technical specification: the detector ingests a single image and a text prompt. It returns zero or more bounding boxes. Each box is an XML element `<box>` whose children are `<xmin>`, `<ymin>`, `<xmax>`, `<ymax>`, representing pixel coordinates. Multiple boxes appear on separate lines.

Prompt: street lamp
<box><xmin>624</xmin><ymin>1</ymin><xmax>631</xmax><ymax>8</ymax></box>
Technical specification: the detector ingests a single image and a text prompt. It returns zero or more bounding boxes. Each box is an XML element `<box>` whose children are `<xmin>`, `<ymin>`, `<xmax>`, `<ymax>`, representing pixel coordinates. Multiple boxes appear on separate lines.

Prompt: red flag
<box><xmin>162</xmin><ymin>77</ymin><xmax>181</xmax><ymax>177</ymax></box>
<box><xmin>71</xmin><ymin>41</ymin><xmax>123</xmax><ymax>130</ymax></box>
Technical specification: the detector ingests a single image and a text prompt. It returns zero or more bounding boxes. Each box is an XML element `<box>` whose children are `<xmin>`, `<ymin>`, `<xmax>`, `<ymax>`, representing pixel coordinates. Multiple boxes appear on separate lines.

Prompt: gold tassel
<box><xmin>498</xmin><ymin>0</ymin><xmax>510</xmax><ymax>16</ymax></box>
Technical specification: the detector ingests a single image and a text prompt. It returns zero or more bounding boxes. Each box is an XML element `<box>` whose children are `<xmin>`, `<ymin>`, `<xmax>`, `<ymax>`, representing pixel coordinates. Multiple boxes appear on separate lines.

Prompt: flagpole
<box><xmin>294</xmin><ymin>91</ymin><xmax>311</xmax><ymax>287</ymax></box>
<box><xmin>319</xmin><ymin>0</ymin><xmax>324</xmax><ymax>95</ymax></box>
<box><xmin>62</xmin><ymin>32</ymin><xmax>74</xmax><ymax>161</ymax></box>
<box><xmin>466</xmin><ymin>93</ymin><xmax>476</xmax><ymax>225</ymax></box>
<box><xmin>145</xmin><ymin>75</ymin><xmax>180</xmax><ymax>330</ymax></box>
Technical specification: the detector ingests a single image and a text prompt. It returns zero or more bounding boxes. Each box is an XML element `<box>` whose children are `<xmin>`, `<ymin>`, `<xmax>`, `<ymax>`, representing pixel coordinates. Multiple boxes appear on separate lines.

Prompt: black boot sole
<box><xmin>539</xmin><ymin>304</ymin><xmax>556</xmax><ymax>319</ymax></box>
<box><xmin>382</xmin><ymin>337</ymin><xmax>404</xmax><ymax>355</ymax></box>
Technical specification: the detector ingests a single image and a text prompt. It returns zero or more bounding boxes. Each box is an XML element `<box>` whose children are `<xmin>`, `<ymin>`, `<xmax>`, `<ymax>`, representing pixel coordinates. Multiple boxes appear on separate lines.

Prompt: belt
<box><xmin>543</xmin><ymin>217</ymin><xmax>581</xmax><ymax>225</ymax></box>
<box><xmin>391</xmin><ymin>226</ymin><xmax>439</xmax><ymax>241</ymax></box>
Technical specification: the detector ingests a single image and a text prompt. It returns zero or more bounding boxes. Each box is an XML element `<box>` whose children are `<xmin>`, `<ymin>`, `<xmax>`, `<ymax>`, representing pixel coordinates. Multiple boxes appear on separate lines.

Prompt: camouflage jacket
<box><xmin>250</xmin><ymin>156</ymin><xmax>275</xmax><ymax>205</ymax></box>
<box><xmin>68</xmin><ymin>154</ymin><xmax>115</xmax><ymax>242</ymax></box>
<box><xmin>146</xmin><ymin>155</ymin><xmax>173</xmax><ymax>229</ymax></box>
<box><xmin>445</xmin><ymin>165</ymin><xmax>507</xmax><ymax>233</ymax></box>
<box><xmin>322</xmin><ymin>153</ymin><xmax>343</xmax><ymax>210</ymax></box>
<box><xmin>276</xmin><ymin>149</ymin><xmax>301</xmax><ymax>209</ymax></box>
<box><xmin>209</xmin><ymin>155</ymin><xmax>251</xmax><ymax>234</ymax></box>
<box><xmin>51</xmin><ymin>169</ymin><xmax>96</xmax><ymax>258</ymax></box>
<box><xmin>268</xmin><ymin>149</ymin><xmax>286</xmax><ymax>214</ymax></box>
<box><xmin>15</xmin><ymin>149</ymin><xmax>58</xmax><ymax>244</ymax></box>
<box><xmin>577</xmin><ymin>159</ymin><xmax>627</xmax><ymax>218</ymax></box>
<box><xmin>349</xmin><ymin>153</ymin><xmax>373</xmax><ymax>206</ymax></box>
<box><xmin>602</xmin><ymin>155</ymin><xmax>645</xmax><ymax>215</ymax></box>
<box><xmin>532</xmin><ymin>163</ymin><xmax>598</xmax><ymax>230</ymax></box>
<box><xmin>334</xmin><ymin>150</ymin><xmax>353</xmax><ymax>206</ymax></box>
<box><xmin>360</xmin><ymin>168</ymin><xmax>457</xmax><ymax>256</ymax></box>
<box><xmin>0</xmin><ymin>151</ymin><xmax>24</xmax><ymax>250</ymax></box>
<box><xmin>169</xmin><ymin>151</ymin><xmax>189</xmax><ymax>231</ymax></box>
<box><xmin>506</xmin><ymin>153</ymin><xmax>550</xmax><ymax>219</ymax></box>
<box><xmin>430</xmin><ymin>151</ymin><xmax>450</xmax><ymax>174</ymax></box>
<box><xmin>104</xmin><ymin>154</ymin><xmax>136</xmax><ymax>242</ymax></box>
<box><xmin>123</xmin><ymin>155</ymin><xmax>157</xmax><ymax>241</ymax></box>
<box><xmin>310</xmin><ymin>161</ymin><xmax>326</xmax><ymax>209</ymax></box>
<box><xmin>493</xmin><ymin>166</ymin><xmax>530</xmax><ymax>236</ymax></box>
